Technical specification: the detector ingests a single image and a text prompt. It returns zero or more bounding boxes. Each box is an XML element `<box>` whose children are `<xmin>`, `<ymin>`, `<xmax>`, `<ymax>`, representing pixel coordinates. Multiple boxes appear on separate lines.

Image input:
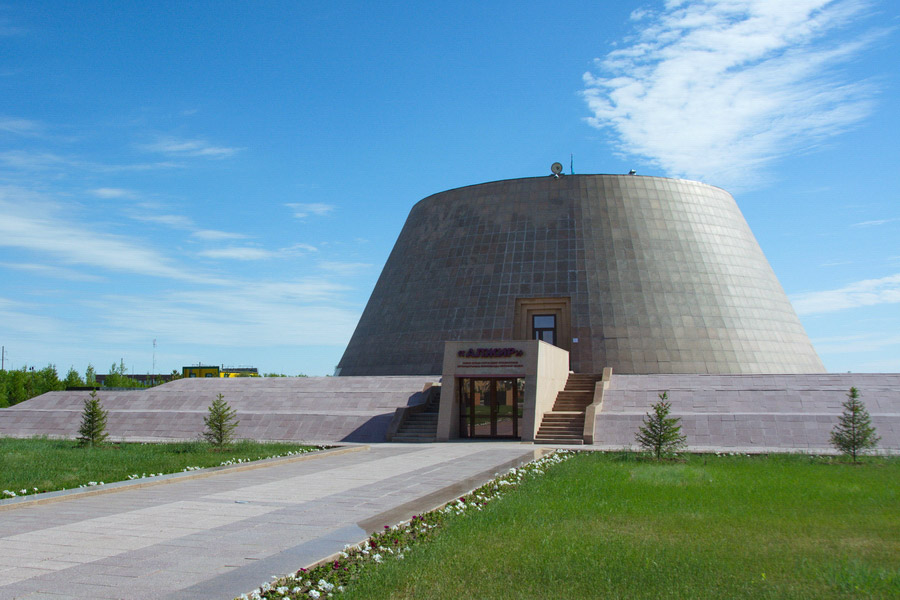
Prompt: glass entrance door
<box><xmin>532</xmin><ymin>314</ymin><xmax>557</xmax><ymax>346</ymax></box>
<box><xmin>458</xmin><ymin>378</ymin><xmax>524</xmax><ymax>439</ymax></box>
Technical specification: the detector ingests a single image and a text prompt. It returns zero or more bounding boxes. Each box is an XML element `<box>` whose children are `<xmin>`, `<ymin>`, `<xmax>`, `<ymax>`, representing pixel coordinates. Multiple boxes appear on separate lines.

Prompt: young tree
<box><xmin>203</xmin><ymin>393</ymin><xmax>239</xmax><ymax>447</ymax></box>
<box><xmin>0</xmin><ymin>370</ymin><xmax>8</xmax><ymax>408</ymax></box>
<box><xmin>77</xmin><ymin>390</ymin><xmax>109</xmax><ymax>447</ymax></box>
<box><xmin>64</xmin><ymin>366</ymin><xmax>85</xmax><ymax>388</ymax></box>
<box><xmin>831</xmin><ymin>387</ymin><xmax>880</xmax><ymax>462</ymax></box>
<box><xmin>635</xmin><ymin>392</ymin><xmax>686</xmax><ymax>460</ymax></box>
<box><xmin>6</xmin><ymin>369</ymin><xmax>27</xmax><ymax>406</ymax></box>
<box><xmin>35</xmin><ymin>364</ymin><xmax>63</xmax><ymax>395</ymax></box>
<box><xmin>85</xmin><ymin>363</ymin><xmax>97</xmax><ymax>386</ymax></box>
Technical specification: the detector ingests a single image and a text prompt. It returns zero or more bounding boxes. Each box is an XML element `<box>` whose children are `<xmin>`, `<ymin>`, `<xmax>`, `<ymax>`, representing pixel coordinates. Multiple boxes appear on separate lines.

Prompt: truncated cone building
<box><xmin>337</xmin><ymin>173</ymin><xmax>824</xmax><ymax>376</ymax></box>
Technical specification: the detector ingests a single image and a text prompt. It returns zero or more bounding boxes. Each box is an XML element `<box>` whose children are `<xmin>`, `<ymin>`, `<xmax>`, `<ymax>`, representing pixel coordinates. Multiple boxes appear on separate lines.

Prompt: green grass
<box><xmin>0</xmin><ymin>437</ymin><xmax>321</xmax><ymax>495</ymax></box>
<box><xmin>341</xmin><ymin>453</ymin><xmax>900</xmax><ymax>600</ymax></box>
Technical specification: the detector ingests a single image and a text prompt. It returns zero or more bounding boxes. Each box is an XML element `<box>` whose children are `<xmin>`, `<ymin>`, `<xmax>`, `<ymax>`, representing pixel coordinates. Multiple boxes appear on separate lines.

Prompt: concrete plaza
<box><xmin>0</xmin><ymin>443</ymin><xmax>538</xmax><ymax>600</ymax></box>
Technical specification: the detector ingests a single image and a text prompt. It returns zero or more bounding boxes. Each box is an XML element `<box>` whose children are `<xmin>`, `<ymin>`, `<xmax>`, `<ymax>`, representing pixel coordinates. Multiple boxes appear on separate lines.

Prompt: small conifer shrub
<box><xmin>635</xmin><ymin>391</ymin><xmax>686</xmax><ymax>459</ymax></box>
<box><xmin>831</xmin><ymin>387</ymin><xmax>880</xmax><ymax>462</ymax></box>
<box><xmin>77</xmin><ymin>390</ymin><xmax>109</xmax><ymax>447</ymax></box>
<box><xmin>203</xmin><ymin>393</ymin><xmax>239</xmax><ymax>447</ymax></box>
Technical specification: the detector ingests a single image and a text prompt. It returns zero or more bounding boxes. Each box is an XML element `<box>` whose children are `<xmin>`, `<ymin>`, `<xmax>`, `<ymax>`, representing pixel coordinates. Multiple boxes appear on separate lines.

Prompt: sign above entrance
<box><xmin>457</xmin><ymin>347</ymin><xmax>524</xmax><ymax>358</ymax></box>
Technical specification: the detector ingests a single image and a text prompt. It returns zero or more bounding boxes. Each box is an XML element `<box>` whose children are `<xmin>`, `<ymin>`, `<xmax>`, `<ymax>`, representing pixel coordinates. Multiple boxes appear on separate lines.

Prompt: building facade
<box><xmin>337</xmin><ymin>174</ymin><xmax>824</xmax><ymax>376</ymax></box>
<box><xmin>182</xmin><ymin>365</ymin><xmax>259</xmax><ymax>378</ymax></box>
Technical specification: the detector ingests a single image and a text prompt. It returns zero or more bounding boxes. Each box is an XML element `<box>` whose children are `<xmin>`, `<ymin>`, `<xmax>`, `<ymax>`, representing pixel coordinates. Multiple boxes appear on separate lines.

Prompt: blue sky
<box><xmin>1</xmin><ymin>0</ymin><xmax>898</xmax><ymax>376</ymax></box>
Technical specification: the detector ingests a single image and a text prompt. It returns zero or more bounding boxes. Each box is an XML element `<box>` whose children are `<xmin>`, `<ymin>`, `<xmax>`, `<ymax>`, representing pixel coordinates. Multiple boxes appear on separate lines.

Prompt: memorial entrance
<box><xmin>457</xmin><ymin>377</ymin><xmax>524</xmax><ymax>439</ymax></box>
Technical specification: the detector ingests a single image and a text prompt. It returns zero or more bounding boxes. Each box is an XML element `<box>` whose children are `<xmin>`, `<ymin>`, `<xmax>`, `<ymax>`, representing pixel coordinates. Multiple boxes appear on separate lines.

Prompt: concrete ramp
<box><xmin>594</xmin><ymin>373</ymin><xmax>900</xmax><ymax>453</ymax></box>
<box><xmin>0</xmin><ymin>376</ymin><xmax>439</xmax><ymax>443</ymax></box>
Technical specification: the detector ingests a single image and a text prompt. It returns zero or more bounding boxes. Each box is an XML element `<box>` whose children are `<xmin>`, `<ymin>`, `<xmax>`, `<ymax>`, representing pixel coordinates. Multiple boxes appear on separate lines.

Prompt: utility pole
<box><xmin>1</xmin><ymin>346</ymin><xmax>5</xmax><ymax>370</ymax></box>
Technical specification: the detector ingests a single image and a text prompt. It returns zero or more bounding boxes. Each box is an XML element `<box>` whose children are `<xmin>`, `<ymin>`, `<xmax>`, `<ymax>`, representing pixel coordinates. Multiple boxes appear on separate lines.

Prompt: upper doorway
<box><xmin>532</xmin><ymin>314</ymin><xmax>557</xmax><ymax>345</ymax></box>
<box><xmin>514</xmin><ymin>297</ymin><xmax>571</xmax><ymax>352</ymax></box>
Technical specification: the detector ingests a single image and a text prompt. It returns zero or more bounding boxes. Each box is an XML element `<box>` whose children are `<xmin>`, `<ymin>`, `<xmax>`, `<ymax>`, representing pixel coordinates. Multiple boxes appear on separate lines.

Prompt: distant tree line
<box><xmin>0</xmin><ymin>360</ymin><xmax>180</xmax><ymax>408</ymax></box>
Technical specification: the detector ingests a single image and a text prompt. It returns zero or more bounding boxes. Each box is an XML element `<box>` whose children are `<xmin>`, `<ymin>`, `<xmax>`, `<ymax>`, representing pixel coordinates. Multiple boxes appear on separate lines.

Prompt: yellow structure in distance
<box><xmin>182</xmin><ymin>365</ymin><xmax>259</xmax><ymax>378</ymax></box>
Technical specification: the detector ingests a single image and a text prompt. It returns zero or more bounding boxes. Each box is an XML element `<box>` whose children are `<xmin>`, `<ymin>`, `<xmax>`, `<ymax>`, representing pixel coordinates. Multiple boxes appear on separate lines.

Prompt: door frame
<box><xmin>457</xmin><ymin>377</ymin><xmax>523</xmax><ymax>439</ymax></box>
<box><xmin>513</xmin><ymin>297</ymin><xmax>571</xmax><ymax>351</ymax></box>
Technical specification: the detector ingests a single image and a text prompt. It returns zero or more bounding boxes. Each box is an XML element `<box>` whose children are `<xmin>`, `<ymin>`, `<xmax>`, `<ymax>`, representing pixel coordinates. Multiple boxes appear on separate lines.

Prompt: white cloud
<box><xmin>0</xmin><ymin>262</ymin><xmax>104</xmax><ymax>282</ymax></box>
<box><xmin>0</xmin><ymin>150</ymin><xmax>179</xmax><ymax>173</ymax></box>
<box><xmin>318</xmin><ymin>261</ymin><xmax>374</xmax><ymax>275</ymax></box>
<box><xmin>812</xmin><ymin>331</ymin><xmax>900</xmax><ymax>354</ymax></box>
<box><xmin>90</xmin><ymin>279</ymin><xmax>359</xmax><ymax>347</ymax></box>
<box><xmin>198</xmin><ymin>243</ymin><xmax>317</xmax><ymax>261</ymax></box>
<box><xmin>191</xmin><ymin>229</ymin><xmax>248</xmax><ymax>241</ymax></box>
<box><xmin>791</xmin><ymin>273</ymin><xmax>900</xmax><ymax>315</ymax></box>
<box><xmin>141</xmin><ymin>136</ymin><xmax>240</xmax><ymax>159</ymax></box>
<box><xmin>819</xmin><ymin>260</ymin><xmax>853</xmax><ymax>267</ymax></box>
<box><xmin>583</xmin><ymin>0</ymin><xmax>882</xmax><ymax>187</ymax></box>
<box><xmin>286</xmin><ymin>203</ymin><xmax>335</xmax><ymax>218</ymax></box>
<box><xmin>0</xmin><ymin>186</ymin><xmax>192</xmax><ymax>280</ymax></box>
<box><xmin>0</xmin><ymin>297</ymin><xmax>67</xmax><ymax>337</ymax></box>
<box><xmin>198</xmin><ymin>247</ymin><xmax>276</xmax><ymax>261</ymax></box>
<box><xmin>0</xmin><ymin>116</ymin><xmax>41</xmax><ymax>136</ymax></box>
<box><xmin>851</xmin><ymin>218</ymin><xmax>899</xmax><ymax>227</ymax></box>
<box><xmin>91</xmin><ymin>188</ymin><xmax>135</xmax><ymax>199</ymax></box>
<box><xmin>130</xmin><ymin>213</ymin><xmax>195</xmax><ymax>229</ymax></box>
<box><xmin>283</xmin><ymin>243</ymin><xmax>318</xmax><ymax>253</ymax></box>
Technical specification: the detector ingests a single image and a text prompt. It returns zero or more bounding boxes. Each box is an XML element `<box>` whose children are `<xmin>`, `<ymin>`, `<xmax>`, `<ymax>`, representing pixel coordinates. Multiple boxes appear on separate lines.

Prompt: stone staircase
<box><xmin>534</xmin><ymin>373</ymin><xmax>602</xmax><ymax>445</ymax></box>
<box><xmin>391</xmin><ymin>386</ymin><xmax>441</xmax><ymax>442</ymax></box>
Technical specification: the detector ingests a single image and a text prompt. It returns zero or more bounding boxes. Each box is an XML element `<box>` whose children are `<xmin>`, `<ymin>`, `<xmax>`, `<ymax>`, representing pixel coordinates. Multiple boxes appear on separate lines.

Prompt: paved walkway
<box><xmin>0</xmin><ymin>443</ymin><xmax>539</xmax><ymax>600</ymax></box>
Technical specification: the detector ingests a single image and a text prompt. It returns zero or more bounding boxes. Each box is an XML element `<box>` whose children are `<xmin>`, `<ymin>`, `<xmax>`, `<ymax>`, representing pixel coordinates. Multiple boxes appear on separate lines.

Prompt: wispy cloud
<box><xmin>286</xmin><ymin>203</ymin><xmax>334</xmax><ymax>218</ymax></box>
<box><xmin>198</xmin><ymin>243</ymin><xmax>317</xmax><ymax>261</ymax></box>
<box><xmin>0</xmin><ymin>186</ymin><xmax>193</xmax><ymax>281</ymax></box>
<box><xmin>851</xmin><ymin>217</ymin><xmax>899</xmax><ymax>227</ymax></box>
<box><xmin>91</xmin><ymin>187</ymin><xmax>135</xmax><ymax>199</ymax></box>
<box><xmin>191</xmin><ymin>229</ymin><xmax>247</xmax><ymax>241</ymax></box>
<box><xmin>141</xmin><ymin>136</ymin><xmax>240</xmax><ymax>159</ymax></box>
<box><xmin>0</xmin><ymin>262</ymin><xmax>104</xmax><ymax>282</ymax></box>
<box><xmin>583</xmin><ymin>0</ymin><xmax>883</xmax><ymax>187</ymax></box>
<box><xmin>198</xmin><ymin>247</ymin><xmax>276</xmax><ymax>261</ymax></box>
<box><xmin>0</xmin><ymin>116</ymin><xmax>41</xmax><ymax>136</ymax></box>
<box><xmin>91</xmin><ymin>280</ymin><xmax>358</xmax><ymax>347</ymax></box>
<box><xmin>791</xmin><ymin>272</ymin><xmax>900</xmax><ymax>315</ymax></box>
<box><xmin>812</xmin><ymin>331</ymin><xmax>900</xmax><ymax>354</ymax></box>
<box><xmin>0</xmin><ymin>150</ymin><xmax>179</xmax><ymax>173</ymax></box>
<box><xmin>318</xmin><ymin>261</ymin><xmax>374</xmax><ymax>275</ymax></box>
<box><xmin>820</xmin><ymin>260</ymin><xmax>853</xmax><ymax>267</ymax></box>
<box><xmin>130</xmin><ymin>213</ymin><xmax>195</xmax><ymax>229</ymax></box>
<box><xmin>0</xmin><ymin>297</ymin><xmax>65</xmax><ymax>337</ymax></box>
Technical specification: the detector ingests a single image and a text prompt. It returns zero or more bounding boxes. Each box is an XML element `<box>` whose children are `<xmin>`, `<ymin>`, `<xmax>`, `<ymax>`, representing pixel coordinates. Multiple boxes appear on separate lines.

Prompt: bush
<box><xmin>77</xmin><ymin>390</ymin><xmax>109</xmax><ymax>447</ymax></box>
<box><xmin>635</xmin><ymin>391</ymin><xmax>686</xmax><ymax>459</ymax></box>
<box><xmin>203</xmin><ymin>393</ymin><xmax>239</xmax><ymax>447</ymax></box>
<box><xmin>831</xmin><ymin>387</ymin><xmax>880</xmax><ymax>462</ymax></box>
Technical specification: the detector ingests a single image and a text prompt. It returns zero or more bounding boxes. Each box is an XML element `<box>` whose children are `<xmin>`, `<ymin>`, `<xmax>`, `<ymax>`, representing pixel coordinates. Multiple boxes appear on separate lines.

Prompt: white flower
<box><xmin>373</xmin><ymin>553</ymin><xmax>383</xmax><ymax>563</ymax></box>
<box><xmin>308</xmin><ymin>590</ymin><xmax>321</xmax><ymax>599</ymax></box>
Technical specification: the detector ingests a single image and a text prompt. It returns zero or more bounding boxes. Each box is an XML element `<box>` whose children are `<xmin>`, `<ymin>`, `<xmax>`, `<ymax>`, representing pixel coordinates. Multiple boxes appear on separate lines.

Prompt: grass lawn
<box><xmin>0</xmin><ymin>437</ymin><xmax>320</xmax><ymax>496</ymax></box>
<box><xmin>341</xmin><ymin>452</ymin><xmax>900</xmax><ymax>600</ymax></box>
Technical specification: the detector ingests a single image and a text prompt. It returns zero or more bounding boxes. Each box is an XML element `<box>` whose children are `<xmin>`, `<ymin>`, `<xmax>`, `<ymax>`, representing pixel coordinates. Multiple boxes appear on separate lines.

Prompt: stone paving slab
<box><xmin>0</xmin><ymin>443</ymin><xmax>538</xmax><ymax>600</ymax></box>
